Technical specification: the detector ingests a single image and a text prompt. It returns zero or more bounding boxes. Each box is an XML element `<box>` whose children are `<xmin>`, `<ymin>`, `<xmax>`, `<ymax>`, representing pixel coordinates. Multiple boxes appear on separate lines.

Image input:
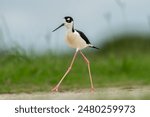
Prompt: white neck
<box><xmin>65</xmin><ymin>22</ymin><xmax>74</xmax><ymax>32</ymax></box>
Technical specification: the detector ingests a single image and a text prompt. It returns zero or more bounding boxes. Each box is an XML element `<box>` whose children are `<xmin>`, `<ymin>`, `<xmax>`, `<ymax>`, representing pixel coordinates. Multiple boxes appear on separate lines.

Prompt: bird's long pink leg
<box><xmin>51</xmin><ymin>50</ymin><xmax>78</xmax><ymax>92</ymax></box>
<box><xmin>80</xmin><ymin>51</ymin><xmax>95</xmax><ymax>92</ymax></box>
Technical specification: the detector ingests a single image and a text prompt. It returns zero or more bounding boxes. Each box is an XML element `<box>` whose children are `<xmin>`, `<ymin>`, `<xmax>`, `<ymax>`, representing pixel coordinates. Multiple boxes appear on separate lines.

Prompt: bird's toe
<box><xmin>90</xmin><ymin>87</ymin><xmax>95</xmax><ymax>93</ymax></box>
<box><xmin>51</xmin><ymin>86</ymin><xmax>59</xmax><ymax>92</ymax></box>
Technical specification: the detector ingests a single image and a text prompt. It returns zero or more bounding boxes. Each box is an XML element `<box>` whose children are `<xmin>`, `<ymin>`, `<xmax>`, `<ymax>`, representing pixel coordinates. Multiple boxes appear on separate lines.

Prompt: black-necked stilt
<box><xmin>52</xmin><ymin>16</ymin><xmax>99</xmax><ymax>92</ymax></box>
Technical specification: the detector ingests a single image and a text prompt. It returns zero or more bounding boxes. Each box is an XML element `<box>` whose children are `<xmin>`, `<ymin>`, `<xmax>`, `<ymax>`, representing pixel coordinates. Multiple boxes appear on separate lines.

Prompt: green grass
<box><xmin>0</xmin><ymin>34</ymin><xmax>150</xmax><ymax>93</ymax></box>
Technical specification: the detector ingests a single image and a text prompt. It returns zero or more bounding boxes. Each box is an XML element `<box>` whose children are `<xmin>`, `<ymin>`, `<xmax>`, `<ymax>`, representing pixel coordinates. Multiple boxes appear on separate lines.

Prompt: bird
<box><xmin>52</xmin><ymin>16</ymin><xmax>99</xmax><ymax>92</ymax></box>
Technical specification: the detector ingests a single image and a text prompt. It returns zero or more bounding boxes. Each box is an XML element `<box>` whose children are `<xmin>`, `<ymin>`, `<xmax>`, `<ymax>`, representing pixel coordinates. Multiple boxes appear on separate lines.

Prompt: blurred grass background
<box><xmin>0</xmin><ymin>32</ymin><xmax>150</xmax><ymax>93</ymax></box>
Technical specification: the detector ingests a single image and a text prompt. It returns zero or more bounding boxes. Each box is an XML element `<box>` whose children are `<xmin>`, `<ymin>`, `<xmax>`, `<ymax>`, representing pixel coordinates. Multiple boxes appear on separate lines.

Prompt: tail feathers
<box><xmin>89</xmin><ymin>45</ymin><xmax>99</xmax><ymax>50</ymax></box>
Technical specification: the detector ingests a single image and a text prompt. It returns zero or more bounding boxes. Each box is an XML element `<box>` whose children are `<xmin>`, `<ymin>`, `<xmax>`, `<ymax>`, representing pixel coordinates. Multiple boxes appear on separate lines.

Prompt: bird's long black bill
<box><xmin>52</xmin><ymin>23</ymin><xmax>64</xmax><ymax>32</ymax></box>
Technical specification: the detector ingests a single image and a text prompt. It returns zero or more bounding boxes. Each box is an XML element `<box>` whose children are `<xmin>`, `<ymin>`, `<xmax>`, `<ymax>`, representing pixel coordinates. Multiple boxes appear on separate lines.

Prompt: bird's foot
<box><xmin>90</xmin><ymin>87</ymin><xmax>95</xmax><ymax>93</ymax></box>
<box><xmin>51</xmin><ymin>85</ymin><xmax>59</xmax><ymax>92</ymax></box>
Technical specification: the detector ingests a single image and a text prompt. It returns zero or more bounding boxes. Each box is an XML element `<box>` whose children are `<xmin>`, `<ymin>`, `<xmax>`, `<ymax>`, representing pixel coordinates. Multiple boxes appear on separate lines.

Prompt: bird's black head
<box><xmin>64</xmin><ymin>16</ymin><xmax>73</xmax><ymax>23</ymax></box>
<box><xmin>52</xmin><ymin>16</ymin><xmax>74</xmax><ymax>32</ymax></box>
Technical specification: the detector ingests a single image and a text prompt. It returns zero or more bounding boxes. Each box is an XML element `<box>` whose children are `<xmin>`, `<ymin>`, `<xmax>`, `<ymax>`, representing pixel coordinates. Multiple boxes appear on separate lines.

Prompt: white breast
<box><xmin>65</xmin><ymin>31</ymin><xmax>88</xmax><ymax>49</ymax></box>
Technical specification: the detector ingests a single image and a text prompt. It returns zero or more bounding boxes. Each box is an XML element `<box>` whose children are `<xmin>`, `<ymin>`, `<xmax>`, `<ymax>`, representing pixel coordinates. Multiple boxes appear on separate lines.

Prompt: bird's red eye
<box><xmin>66</xmin><ymin>19</ymin><xmax>71</xmax><ymax>23</ymax></box>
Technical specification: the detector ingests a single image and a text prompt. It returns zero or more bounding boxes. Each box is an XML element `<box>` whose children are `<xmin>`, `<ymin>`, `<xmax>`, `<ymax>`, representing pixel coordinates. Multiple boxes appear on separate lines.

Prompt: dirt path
<box><xmin>0</xmin><ymin>86</ymin><xmax>150</xmax><ymax>100</ymax></box>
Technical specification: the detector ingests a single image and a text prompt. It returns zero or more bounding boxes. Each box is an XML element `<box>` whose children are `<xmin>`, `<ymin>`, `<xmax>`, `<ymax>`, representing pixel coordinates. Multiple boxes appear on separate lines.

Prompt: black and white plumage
<box><xmin>52</xmin><ymin>16</ymin><xmax>99</xmax><ymax>50</ymax></box>
<box><xmin>75</xmin><ymin>29</ymin><xmax>99</xmax><ymax>49</ymax></box>
<box><xmin>51</xmin><ymin>16</ymin><xmax>98</xmax><ymax>92</ymax></box>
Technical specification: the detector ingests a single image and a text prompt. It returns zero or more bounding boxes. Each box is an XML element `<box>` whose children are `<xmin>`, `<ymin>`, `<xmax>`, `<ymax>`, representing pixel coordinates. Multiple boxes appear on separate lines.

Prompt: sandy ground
<box><xmin>0</xmin><ymin>86</ymin><xmax>150</xmax><ymax>100</ymax></box>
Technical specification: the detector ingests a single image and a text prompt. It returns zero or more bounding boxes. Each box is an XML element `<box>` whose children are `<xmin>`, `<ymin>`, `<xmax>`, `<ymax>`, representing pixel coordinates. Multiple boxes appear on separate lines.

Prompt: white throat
<box><xmin>65</xmin><ymin>22</ymin><xmax>74</xmax><ymax>32</ymax></box>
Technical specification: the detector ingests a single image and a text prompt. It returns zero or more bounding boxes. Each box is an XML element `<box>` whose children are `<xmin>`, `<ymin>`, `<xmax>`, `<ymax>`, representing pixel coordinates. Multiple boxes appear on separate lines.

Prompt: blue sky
<box><xmin>0</xmin><ymin>0</ymin><xmax>150</xmax><ymax>52</ymax></box>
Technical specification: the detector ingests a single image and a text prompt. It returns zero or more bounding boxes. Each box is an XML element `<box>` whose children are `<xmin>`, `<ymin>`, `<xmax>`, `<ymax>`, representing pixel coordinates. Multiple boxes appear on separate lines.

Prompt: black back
<box><xmin>76</xmin><ymin>30</ymin><xmax>91</xmax><ymax>44</ymax></box>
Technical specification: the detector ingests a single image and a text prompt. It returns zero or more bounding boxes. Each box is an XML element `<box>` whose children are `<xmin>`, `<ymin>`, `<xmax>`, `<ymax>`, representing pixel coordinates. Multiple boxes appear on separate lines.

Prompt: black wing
<box><xmin>76</xmin><ymin>30</ymin><xmax>91</xmax><ymax>44</ymax></box>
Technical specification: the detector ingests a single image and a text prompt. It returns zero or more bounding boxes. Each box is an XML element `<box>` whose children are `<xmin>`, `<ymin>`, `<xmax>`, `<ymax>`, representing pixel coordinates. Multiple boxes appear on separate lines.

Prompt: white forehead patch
<box><xmin>67</xmin><ymin>18</ymin><xmax>70</xmax><ymax>21</ymax></box>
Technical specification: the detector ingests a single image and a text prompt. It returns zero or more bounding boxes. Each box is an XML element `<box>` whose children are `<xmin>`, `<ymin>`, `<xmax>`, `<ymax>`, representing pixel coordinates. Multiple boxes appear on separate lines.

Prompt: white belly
<box><xmin>65</xmin><ymin>31</ymin><xmax>88</xmax><ymax>49</ymax></box>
